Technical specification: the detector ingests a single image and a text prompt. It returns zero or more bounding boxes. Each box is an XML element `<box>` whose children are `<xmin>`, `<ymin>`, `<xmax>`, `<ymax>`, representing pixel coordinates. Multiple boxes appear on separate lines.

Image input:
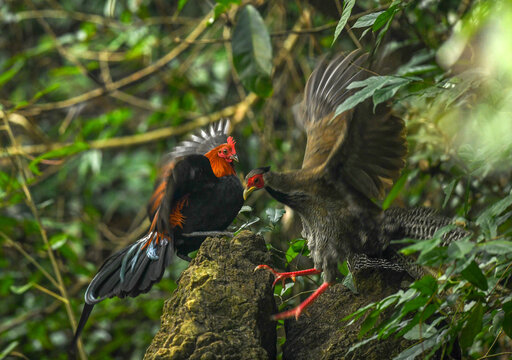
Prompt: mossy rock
<box><xmin>144</xmin><ymin>231</ymin><xmax>276</xmax><ymax>360</ymax></box>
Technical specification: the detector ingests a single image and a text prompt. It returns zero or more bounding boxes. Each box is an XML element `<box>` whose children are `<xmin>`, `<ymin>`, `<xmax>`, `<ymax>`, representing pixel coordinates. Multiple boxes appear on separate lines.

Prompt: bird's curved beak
<box><xmin>243</xmin><ymin>186</ymin><xmax>256</xmax><ymax>200</ymax></box>
<box><xmin>230</xmin><ymin>154</ymin><xmax>239</xmax><ymax>162</ymax></box>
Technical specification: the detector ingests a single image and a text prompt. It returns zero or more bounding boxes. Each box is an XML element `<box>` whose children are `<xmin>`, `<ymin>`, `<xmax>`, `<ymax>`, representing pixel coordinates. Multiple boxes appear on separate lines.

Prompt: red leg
<box><xmin>272</xmin><ymin>282</ymin><xmax>332</xmax><ymax>320</ymax></box>
<box><xmin>254</xmin><ymin>265</ymin><xmax>322</xmax><ymax>287</ymax></box>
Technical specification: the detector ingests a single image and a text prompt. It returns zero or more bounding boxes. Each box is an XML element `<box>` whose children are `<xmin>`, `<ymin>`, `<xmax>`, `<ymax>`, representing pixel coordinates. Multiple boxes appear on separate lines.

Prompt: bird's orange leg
<box><xmin>272</xmin><ymin>282</ymin><xmax>332</xmax><ymax>320</ymax></box>
<box><xmin>255</xmin><ymin>264</ymin><xmax>322</xmax><ymax>287</ymax></box>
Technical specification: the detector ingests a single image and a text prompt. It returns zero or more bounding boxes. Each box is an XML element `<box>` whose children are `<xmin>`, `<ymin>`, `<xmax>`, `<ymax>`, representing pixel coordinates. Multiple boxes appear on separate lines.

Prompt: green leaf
<box><xmin>504</xmin><ymin>310</ymin><xmax>512</xmax><ymax>339</ymax></box>
<box><xmin>403</xmin><ymin>318</ymin><xmax>439</xmax><ymax>340</ymax></box>
<box><xmin>442</xmin><ymin>179</ymin><xmax>458</xmax><ymax>209</ymax></box>
<box><xmin>285</xmin><ymin>239</ymin><xmax>307</xmax><ymax>263</ymax></box>
<box><xmin>266</xmin><ymin>208</ymin><xmax>285</xmax><ymax>224</ymax></box>
<box><xmin>392</xmin><ymin>336</ymin><xmax>437</xmax><ymax>360</ymax></box>
<box><xmin>372</xmin><ymin>78</ymin><xmax>411</xmax><ymax>109</ymax></box>
<box><xmin>238</xmin><ymin>205</ymin><xmax>253</xmax><ymax>213</ymax></box>
<box><xmin>177</xmin><ymin>0</ymin><xmax>189</xmax><ymax>11</ymax></box>
<box><xmin>334</xmin><ymin>76</ymin><xmax>408</xmax><ymax>117</ymax></box>
<box><xmin>374</xmin><ymin>4</ymin><xmax>400</xmax><ymax>48</ymax></box>
<box><xmin>447</xmin><ymin>239</ymin><xmax>474</xmax><ymax>260</ymax></box>
<box><xmin>479</xmin><ymin>240</ymin><xmax>512</xmax><ymax>255</ymax></box>
<box><xmin>461</xmin><ymin>261</ymin><xmax>488</xmax><ymax>290</ymax></box>
<box><xmin>343</xmin><ymin>272</ymin><xmax>358</xmax><ymax>294</ymax></box>
<box><xmin>382</xmin><ymin>171</ymin><xmax>408</xmax><ymax>210</ymax></box>
<box><xmin>476</xmin><ymin>191</ymin><xmax>512</xmax><ymax>237</ymax></box>
<box><xmin>29</xmin><ymin>142</ymin><xmax>89</xmax><ymax>175</ymax></box>
<box><xmin>291</xmin><ymin>239</ymin><xmax>307</xmax><ymax>252</ymax></box>
<box><xmin>352</xmin><ymin>12</ymin><xmax>384</xmax><ymax>29</ymax></box>
<box><xmin>332</xmin><ymin>0</ymin><xmax>356</xmax><ymax>45</ymax></box>
<box><xmin>236</xmin><ymin>217</ymin><xmax>260</xmax><ymax>234</ymax></box>
<box><xmin>0</xmin><ymin>341</ymin><xmax>19</xmax><ymax>360</ymax></box>
<box><xmin>373</xmin><ymin>4</ymin><xmax>399</xmax><ymax>31</ymax></box>
<box><xmin>280</xmin><ymin>281</ymin><xmax>294</xmax><ymax>296</ymax></box>
<box><xmin>346</xmin><ymin>334</ymin><xmax>378</xmax><ymax>354</ymax></box>
<box><xmin>285</xmin><ymin>246</ymin><xmax>299</xmax><ymax>264</ymax></box>
<box><xmin>0</xmin><ymin>59</ymin><xmax>24</xmax><ymax>88</ymax></box>
<box><xmin>338</xmin><ymin>260</ymin><xmax>349</xmax><ymax>276</ymax></box>
<box><xmin>48</xmin><ymin>233</ymin><xmax>68</xmax><ymax>250</ymax></box>
<box><xmin>10</xmin><ymin>282</ymin><xmax>33</xmax><ymax>294</ymax></box>
<box><xmin>213</xmin><ymin>0</ymin><xmax>241</xmax><ymax>21</ymax></box>
<box><xmin>360</xmin><ymin>310</ymin><xmax>379</xmax><ymax>337</ymax></box>
<box><xmin>232</xmin><ymin>5</ymin><xmax>273</xmax><ymax>97</ymax></box>
<box><xmin>33</xmin><ymin>83</ymin><xmax>60</xmax><ymax>101</ymax></box>
<box><xmin>460</xmin><ymin>302</ymin><xmax>484</xmax><ymax>349</ymax></box>
<box><xmin>400</xmin><ymin>237</ymin><xmax>441</xmax><ymax>256</ymax></box>
<box><xmin>411</xmin><ymin>275</ymin><xmax>437</xmax><ymax>296</ymax></box>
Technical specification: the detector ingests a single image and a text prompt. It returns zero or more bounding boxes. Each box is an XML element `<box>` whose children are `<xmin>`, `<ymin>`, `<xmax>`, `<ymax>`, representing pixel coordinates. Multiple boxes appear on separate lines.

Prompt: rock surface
<box><xmin>283</xmin><ymin>269</ymin><xmax>414</xmax><ymax>360</ymax></box>
<box><xmin>144</xmin><ymin>231</ymin><xmax>276</xmax><ymax>360</ymax></box>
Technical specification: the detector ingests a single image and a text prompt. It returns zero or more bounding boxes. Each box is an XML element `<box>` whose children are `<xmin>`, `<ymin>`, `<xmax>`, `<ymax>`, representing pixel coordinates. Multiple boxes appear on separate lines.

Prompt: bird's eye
<box><xmin>223</xmin><ymin>149</ymin><xmax>228</xmax><ymax>154</ymax></box>
<box><xmin>254</xmin><ymin>178</ymin><xmax>259</xmax><ymax>184</ymax></box>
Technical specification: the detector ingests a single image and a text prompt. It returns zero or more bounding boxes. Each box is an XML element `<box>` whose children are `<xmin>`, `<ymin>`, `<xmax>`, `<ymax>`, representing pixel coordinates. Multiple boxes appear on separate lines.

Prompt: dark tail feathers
<box><xmin>70</xmin><ymin>233</ymin><xmax>174</xmax><ymax>354</ymax></box>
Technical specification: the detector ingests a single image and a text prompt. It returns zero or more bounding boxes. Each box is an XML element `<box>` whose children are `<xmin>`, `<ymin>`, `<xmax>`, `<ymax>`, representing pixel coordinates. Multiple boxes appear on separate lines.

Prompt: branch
<box><xmin>1</xmin><ymin>93</ymin><xmax>258</xmax><ymax>157</ymax></box>
<box><xmin>18</xmin><ymin>10</ymin><xmax>213</xmax><ymax>117</ymax></box>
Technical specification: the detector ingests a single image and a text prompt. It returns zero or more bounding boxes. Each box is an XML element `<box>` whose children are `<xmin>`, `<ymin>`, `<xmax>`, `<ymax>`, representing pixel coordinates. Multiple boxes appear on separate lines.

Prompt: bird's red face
<box><xmin>217</xmin><ymin>136</ymin><xmax>238</xmax><ymax>163</ymax></box>
<box><xmin>243</xmin><ymin>167</ymin><xmax>270</xmax><ymax>200</ymax></box>
<box><xmin>246</xmin><ymin>174</ymin><xmax>265</xmax><ymax>190</ymax></box>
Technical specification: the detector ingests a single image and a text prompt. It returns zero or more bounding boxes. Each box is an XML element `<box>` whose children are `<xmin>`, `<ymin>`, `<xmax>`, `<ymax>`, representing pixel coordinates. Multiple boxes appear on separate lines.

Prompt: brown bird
<box><xmin>72</xmin><ymin>120</ymin><xmax>244</xmax><ymax>350</ymax></box>
<box><xmin>243</xmin><ymin>51</ymin><xmax>468</xmax><ymax>320</ymax></box>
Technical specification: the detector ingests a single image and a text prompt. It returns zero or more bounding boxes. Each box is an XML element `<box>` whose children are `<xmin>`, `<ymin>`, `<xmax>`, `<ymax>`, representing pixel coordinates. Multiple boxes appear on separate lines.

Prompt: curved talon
<box><xmin>271</xmin><ymin>307</ymin><xmax>303</xmax><ymax>321</ymax></box>
<box><xmin>254</xmin><ymin>264</ymin><xmax>277</xmax><ymax>274</ymax></box>
<box><xmin>254</xmin><ymin>264</ymin><xmax>321</xmax><ymax>288</ymax></box>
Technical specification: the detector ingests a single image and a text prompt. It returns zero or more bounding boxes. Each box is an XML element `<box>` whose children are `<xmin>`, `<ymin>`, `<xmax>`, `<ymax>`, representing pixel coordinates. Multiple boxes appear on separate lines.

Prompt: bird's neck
<box><xmin>264</xmin><ymin>171</ymin><xmax>306</xmax><ymax>208</ymax></box>
<box><xmin>204</xmin><ymin>150</ymin><xmax>235</xmax><ymax>178</ymax></box>
<box><xmin>265</xmin><ymin>186</ymin><xmax>295</xmax><ymax>206</ymax></box>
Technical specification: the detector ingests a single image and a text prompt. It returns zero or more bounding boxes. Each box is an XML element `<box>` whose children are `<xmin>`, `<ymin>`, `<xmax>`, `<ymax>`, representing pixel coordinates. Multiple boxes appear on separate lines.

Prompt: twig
<box><xmin>1</xmin><ymin>232</ymin><xmax>59</xmax><ymax>289</ymax></box>
<box><xmin>2</xmin><ymin>116</ymin><xmax>87</xmax><ymax>360</ymax></box>
<box><xmin>14</xmin><ymin>9</ymin><xmax>195</xmax><ymax>28</ymax></box>
<box><xmin>1</xmin><ymin>94</ymin><xmax>258</xmax><ymax>157</ymax></box>
<box><xmin>32</xmin><ymin>282</ymin><xmax>70</xmax><ymax>303</ymax></box>
<box><xmin>18</xmin><ymin>10</ymin><xmax>213</xmax><ymax>117</ymax></box>
<box><xmin>25</xmin><ymin>0</ymin><xmax>94</xmax><ymax>84</ymax></box>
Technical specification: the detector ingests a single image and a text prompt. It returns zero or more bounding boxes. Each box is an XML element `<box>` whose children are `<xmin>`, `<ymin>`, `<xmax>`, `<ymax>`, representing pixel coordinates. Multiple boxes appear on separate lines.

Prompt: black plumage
<box><xmin>72</xmin><ymin>120</ymin><xmax>243</xmax><ymax>350</ymax></box>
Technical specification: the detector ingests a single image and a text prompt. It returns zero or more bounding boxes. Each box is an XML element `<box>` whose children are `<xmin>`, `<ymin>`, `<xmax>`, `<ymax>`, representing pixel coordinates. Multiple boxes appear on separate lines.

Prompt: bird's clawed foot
<box><xmin>254</xmin><ymin>264</ymin><xmax>294</xmax><ymax>287</ymax></box>
<box><xmin>271</xmin><ymin>282</ymin><xmax>332</xmax><ymax>321</ymax></box>
<box><xmin>271</xmin><ymin>305</ymin><xmax>304</xmax><ymax>321</ymax></box>
<box><xmin>254</xmin><ymin>265</ymin><xmax>323</xmax><ymax>288</ymax></box>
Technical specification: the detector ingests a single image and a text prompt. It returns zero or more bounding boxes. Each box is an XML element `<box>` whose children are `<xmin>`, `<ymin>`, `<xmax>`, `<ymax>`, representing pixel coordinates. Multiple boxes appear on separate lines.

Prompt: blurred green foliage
<box><xmin>1</xmin><ymin>0</ymin><xmax>511</xmax><ymax>359</ymax></box>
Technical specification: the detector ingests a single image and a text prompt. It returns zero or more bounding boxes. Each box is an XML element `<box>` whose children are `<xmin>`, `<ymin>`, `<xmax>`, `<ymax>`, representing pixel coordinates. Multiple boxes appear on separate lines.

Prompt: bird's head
<box><xmin>216</xmin><ymin>136</ymin><xmax>238</xmax><ymax>163</ymax></box>
<box><xmin>205</xmin><ymin>136</ymin><xmax>238</xmax><ymax>177</ymax></box>
<box><xmin>244</xmin><ymin>166</ymin><xmax>270</xmax><ymax>200</ymax></box>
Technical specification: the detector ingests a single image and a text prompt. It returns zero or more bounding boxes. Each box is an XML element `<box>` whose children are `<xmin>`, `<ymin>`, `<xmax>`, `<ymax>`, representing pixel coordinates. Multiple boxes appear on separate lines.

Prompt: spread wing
<box><xmin>295</xmin><ymin>50</ymin><xmax>406</xmax><ymax>199</ymax></box>
<box><xmin>324</xmin><ymin>102</ymin><xmax>406</xmax><ymax>199</ymax></box>
<box><xmin>295</xmin><ymin>51</ymin><xmax>368</xmax><ymax>170</ymax></box>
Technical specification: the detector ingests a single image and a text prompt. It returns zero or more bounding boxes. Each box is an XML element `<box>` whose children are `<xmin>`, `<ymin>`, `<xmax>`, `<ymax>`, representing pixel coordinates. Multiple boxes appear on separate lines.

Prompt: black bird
<box><xmin>72</xmin><ymin>120</ymin><xmax>244</xmax><ymax>349</ymax></box>
<box><xmin>243</xmin><ymin>51</ymin><xmax>468</xmax><ymax>320</ymax></box>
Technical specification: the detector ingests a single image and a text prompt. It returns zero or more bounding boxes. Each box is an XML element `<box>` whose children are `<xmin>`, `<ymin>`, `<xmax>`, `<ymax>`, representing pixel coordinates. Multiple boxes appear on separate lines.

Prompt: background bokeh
<box><xmin>1</xmin><ymin>0</ymin><xmax>511</xmax><ymax>359</ymax></box>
